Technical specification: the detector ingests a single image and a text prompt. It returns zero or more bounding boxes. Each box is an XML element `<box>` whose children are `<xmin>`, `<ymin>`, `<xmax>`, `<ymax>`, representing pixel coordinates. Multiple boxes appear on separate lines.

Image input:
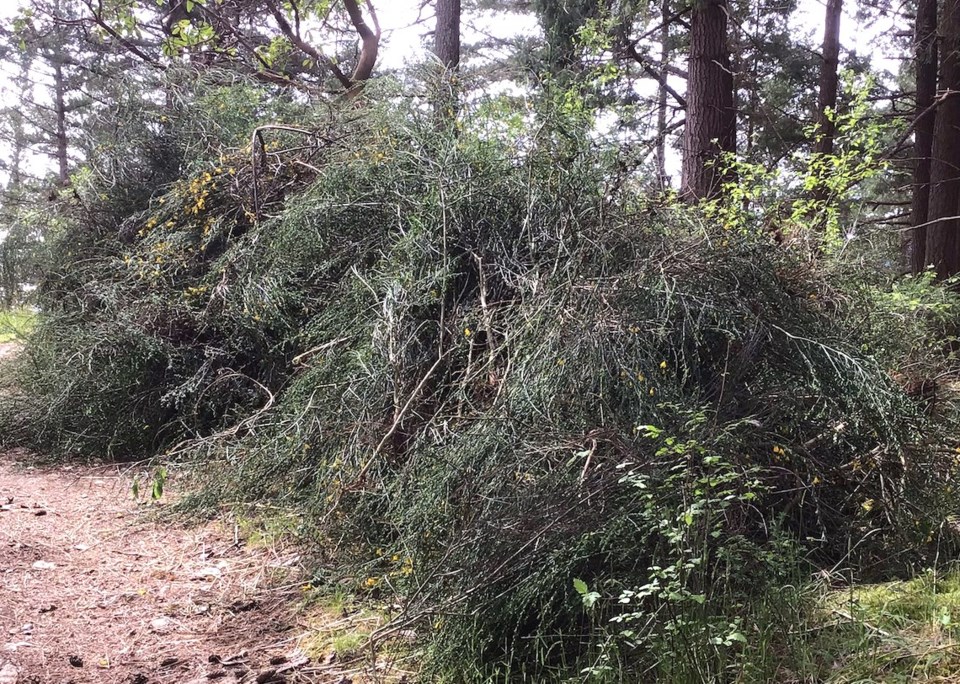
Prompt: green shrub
<box><xmin>3</xmin><ymin>81</ymin><xmax>952</xmax><ymax>679</ymax></box>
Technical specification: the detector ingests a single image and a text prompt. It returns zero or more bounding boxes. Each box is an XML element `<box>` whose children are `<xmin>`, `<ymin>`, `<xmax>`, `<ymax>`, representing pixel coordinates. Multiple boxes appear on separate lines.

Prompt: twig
<box><xmin>352</xmin><ymin>349</ymin><xmax>451</xmax><ymax>485</ymax></box>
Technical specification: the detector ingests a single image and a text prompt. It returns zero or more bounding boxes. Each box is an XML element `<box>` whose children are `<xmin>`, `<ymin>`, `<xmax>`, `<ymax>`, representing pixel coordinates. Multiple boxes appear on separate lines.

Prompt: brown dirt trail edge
<box><xmin>0</xmin><ymin>452</ymin><xmax>339</xmax><ymax>684</ymax></box>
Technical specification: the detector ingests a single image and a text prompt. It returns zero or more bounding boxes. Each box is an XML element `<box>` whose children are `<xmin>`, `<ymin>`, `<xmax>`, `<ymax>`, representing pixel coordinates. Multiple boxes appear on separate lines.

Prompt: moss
<box><xmin>807</xmin><ymin>569</ymin><xmax>960</xmax><ymax>682</ymax></box>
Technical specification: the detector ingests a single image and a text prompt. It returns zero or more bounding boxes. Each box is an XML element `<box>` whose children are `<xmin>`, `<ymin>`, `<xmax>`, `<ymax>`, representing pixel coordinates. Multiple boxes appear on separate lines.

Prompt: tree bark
<box><xmin>7</xmin><ymin>55</ymin><xmax>31</xmax><ymax>192</ymax></box>
<box><xmin>655</xmin><ymin>0</ymin><xmax>670</xmax><ymax>190</ymax></box>
<box><xmin>909</xmin><ymin>0</ymin><xmax>939</xmax><ymax>272</ymax></box>
<box><xmin>680</xmin><ymin>0</ymin><xmax>736</xmax><ymax>202</ymax></box>
<box><xmin>53</xmin><ymin>58</ymin><xmax>70</xmax><ymax>186</ymax></box>
<box><xmin>435</xmin><ymin>0</ymin><xmax>461</xmax><ymax>70</ymax></box>
<box><xmin>814</xmin><ymin>0</ymin><xmax>842</xmax><ymax>159</ymax></box>
<box><xmin>343</xmin><ymin>0</ymin><xmax>380</xmax><ymax>86</ymax></box>
<box><xmin>925</xmin><ymin>0</ymin><xmax>960</xmax><ymax>279</ymax></box>
<box><xmin>267</xmin><ymin>0</ymin><xmax>380</xmax><ymax>95</ymax></box>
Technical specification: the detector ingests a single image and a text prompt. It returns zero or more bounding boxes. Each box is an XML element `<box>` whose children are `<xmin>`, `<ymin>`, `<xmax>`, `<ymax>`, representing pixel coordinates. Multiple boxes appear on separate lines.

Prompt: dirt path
<box><xmin>0</xmin><ymin>452</ymin><xmax>338</xmax><ymax>684</ymax></box>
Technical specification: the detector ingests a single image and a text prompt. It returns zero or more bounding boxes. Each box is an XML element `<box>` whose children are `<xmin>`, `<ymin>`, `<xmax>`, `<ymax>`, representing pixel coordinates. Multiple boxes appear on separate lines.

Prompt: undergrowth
<box><xmin>3</xmin><ymin>72</ymin><xmax>959</xmax><ymax>680</ymax></box>
<box><xmin>0</xmin><ymin>308</ymin><xmax>33</xmax><ymax>343</ymax></box>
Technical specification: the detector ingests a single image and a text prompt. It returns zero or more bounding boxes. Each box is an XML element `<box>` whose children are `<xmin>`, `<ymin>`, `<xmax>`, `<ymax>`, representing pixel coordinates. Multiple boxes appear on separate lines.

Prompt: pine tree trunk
<box><xmin>815</xmin><ymin>0</ymin><xmax>842</xmax><ymax>159</ymax></box>
<box><xmin>909</xmin><ymin>0</ymin><xmax>938</xmax><ymax>272</ymax></box>
<box><xmin>8</xmin><ymin>57</ymin><xmax>29</xmax><ymax>192</ymax></box>
<box><xmin>53</xmin><ymin>59</ymin><xmax>69</xmax><ymax>186</ymax></box>
<box><xmin>435</xmin><ymin>0</ymin><xmax>461</xmax><ymax>70</ymax></box>
<box><xmin>925</xmin><ymin>0</ymin><xmax>960</xmax><ymax>279</ymax></box>
<box><xmin>680</xmin><ymin>0</ymin><xmax>736</xmax><ymax>202</ymax></box>
<box><xmin>655</xmin><ymin>0</ymin><xmax>670</xmax><ymax>190</ymax></box>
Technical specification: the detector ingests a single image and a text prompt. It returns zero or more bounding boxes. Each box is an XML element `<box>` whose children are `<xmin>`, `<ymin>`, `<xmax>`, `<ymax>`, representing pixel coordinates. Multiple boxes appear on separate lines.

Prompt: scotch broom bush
<box><xmin>3</xmin><ymin>74</ymin><xmax>955</xmax><ymax>680</ymax></box>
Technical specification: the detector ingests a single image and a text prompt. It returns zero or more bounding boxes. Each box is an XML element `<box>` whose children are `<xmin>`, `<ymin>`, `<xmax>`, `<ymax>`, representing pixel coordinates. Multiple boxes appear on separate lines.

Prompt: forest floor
<box><xmin>0</xmin><ymin>451</ymin><xmax>401</xmax><ymax>684</ymax></box>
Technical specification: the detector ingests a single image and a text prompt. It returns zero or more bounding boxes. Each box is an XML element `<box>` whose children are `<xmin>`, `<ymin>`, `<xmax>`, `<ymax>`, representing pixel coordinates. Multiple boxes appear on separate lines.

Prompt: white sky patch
<box><xmin>792</xmin><ymin>0</ymin><xmax>904</xmax><ymax>77</ymax></box>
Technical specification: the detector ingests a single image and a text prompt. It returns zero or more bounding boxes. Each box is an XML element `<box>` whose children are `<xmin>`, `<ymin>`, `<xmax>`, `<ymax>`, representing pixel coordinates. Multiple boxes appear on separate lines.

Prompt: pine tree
<box><xmin>680</xmin><ymin>0</ymin><xmax>736</xmax><ymax>201</ymax></box>
<box><xmin>909</xmin><ymin>0</ymin><xmax>938</xmax><ymax>272</ymax></box>
<box><xmin>925</xmin><ymin>0</ymin><xmax>960</xmax><ymax>278</ymax></box>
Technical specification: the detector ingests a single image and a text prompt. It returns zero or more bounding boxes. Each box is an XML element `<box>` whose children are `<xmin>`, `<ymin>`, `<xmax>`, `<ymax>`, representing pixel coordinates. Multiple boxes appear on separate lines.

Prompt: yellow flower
<box><xmin>364</xmin><ymin>577</ymin><xmax>378</xmax><ymax>587</ymax></box>
<box><xmin>648</xmin><ymin>387</ymin><xmax>655</xmax><ymax>396</ymax></box>
<box><xmin>861</xmin><ymin>499</ymin><xmax>875</xmax><ymax>512</ymax></box>
<box><xmin>659</xmin><ymin>360</ymin><xmax>668</xmax><ymax>370</ymax></box>
<box><xmin>464</xmin><ymin>327</ymin><xmax>472</xmax><ymax>337</ymax></box>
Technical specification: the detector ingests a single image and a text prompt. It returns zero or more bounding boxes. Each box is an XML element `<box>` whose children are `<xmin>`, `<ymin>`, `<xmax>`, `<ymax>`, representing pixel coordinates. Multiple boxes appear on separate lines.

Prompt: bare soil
<box><xmin>0</xmin><ymin>452</ymin><xmax>347</xmax><ymax>684</ymax></box>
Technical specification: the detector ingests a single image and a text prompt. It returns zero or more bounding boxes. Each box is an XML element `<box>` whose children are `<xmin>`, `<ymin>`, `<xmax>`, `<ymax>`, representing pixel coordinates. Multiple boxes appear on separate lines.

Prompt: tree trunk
<box><xmin>53</xmin><ymin>58</ymin><xmax>70</xmax><ymax>186</ymax></box>
<box><xmin>925</xmin><ymin>0</ymin><xmax>960</xmax><ymax>279</ymax></box>
<box><xmin>343</xmin><ymin>0</ymin><xmax>380</xmax><ymax>88</ymax></box>
<box><xmin>655</xmin><ymin>0</ymin><xmax>670</xmax><ymax>190</ymax></box>
<box><xmin>435</xmin><ymin>0</ymin><xmax>461</xmax><ymax>70</ymax></box>
<box><xmin>680</xmin><ymin>0</ymin><xmax>736</xmax><ymax>202</ymax></box>
<box><xmin>909</xmin><ymin>0</ymin><xmax>939</xmax><ymax>272</ymax></box>
<box><xmin>7</xmin><ymin>56</ymin><xmax>31</xmax><ymax>193</ymax></box>
<box><xmin>814</xmin><ymin>0</ymin><xmax>842</xmax><ymax>159</ymax></box>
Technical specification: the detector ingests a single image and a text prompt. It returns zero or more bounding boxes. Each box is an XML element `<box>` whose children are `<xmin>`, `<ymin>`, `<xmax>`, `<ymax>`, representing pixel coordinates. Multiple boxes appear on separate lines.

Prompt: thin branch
<box><xmin>266</xmin><ymin>0</ymin><xmax>352</xmax><ymax>89</ymax></box>
<box><xmin>882</xmin><ymin>89</ymin><xmax>960</xmax><ymax>160</ymax></box>
<box><xmin>80</xmin><ymin>0</ymin><xmax>164</xmax><ymax>69</ymax></box>
<box><xmin>631</xmin><ymin>6</ymin><xmax>691</xmax><ymax>44</ymax></box>
<box><xmin>626</xmin><ymin>42</ymin><xmax>686</xmax><ymax>109</ymax></box>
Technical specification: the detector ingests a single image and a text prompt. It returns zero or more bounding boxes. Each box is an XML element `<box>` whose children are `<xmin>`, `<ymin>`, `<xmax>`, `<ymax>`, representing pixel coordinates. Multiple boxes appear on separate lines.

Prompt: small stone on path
<box><xmin>0</xmin><ymin>662</ymin><xmax>18</xmax><ymax>684</ymax></box>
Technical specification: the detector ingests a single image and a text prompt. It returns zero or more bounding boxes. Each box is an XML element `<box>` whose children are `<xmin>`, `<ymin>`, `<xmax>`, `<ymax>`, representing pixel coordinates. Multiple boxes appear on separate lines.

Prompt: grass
<box><xmin>807</xmin><ymin>568</ymin><xmax>960</xmax><ymax>682</ymax></box>
<box><xmin>0</xmin><ymin>308</ymin><xmax>35</xmax><ymax>343</ymax></box>
<box><xmin>232</xmin><ymin>510</ymin><xmax>303</xmax><ymax>548</ymax></box>
<box><xmin>297</xmin><ymin>586</ymin><xmax>419</xmax><ymax>680</ymax></box>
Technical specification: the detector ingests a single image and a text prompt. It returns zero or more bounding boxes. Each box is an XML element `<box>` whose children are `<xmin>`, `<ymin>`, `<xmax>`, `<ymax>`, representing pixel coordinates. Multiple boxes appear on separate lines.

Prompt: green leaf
<box><xmin>573</xmin><ymin>577</ymin><xmax>588</xmax><ymax>595</ymax></box>
<box><xmin>151</xmin><ymin>467</ymin><xmax>167</xmax><ymax>500</ymax></box>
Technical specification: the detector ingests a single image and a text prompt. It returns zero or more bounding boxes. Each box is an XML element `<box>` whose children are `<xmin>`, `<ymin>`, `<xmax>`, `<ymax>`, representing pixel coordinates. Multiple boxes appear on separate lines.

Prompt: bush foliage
<box><xmin>3</xmin><ymin>73</ymin><xmax>956</xmax><ymax>680</ymax></box>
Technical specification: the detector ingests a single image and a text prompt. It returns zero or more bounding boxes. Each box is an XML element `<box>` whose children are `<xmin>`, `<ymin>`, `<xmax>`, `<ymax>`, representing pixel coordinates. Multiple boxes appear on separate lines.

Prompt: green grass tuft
<box><xmin>0</xmin><ymin>308</ymin><xmax>35</xmax><ymax>343</ymax></box>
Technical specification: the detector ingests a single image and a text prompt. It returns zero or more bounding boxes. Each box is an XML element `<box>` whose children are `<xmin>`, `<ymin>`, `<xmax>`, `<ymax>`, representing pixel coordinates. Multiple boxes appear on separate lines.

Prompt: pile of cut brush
<box><xmin>3</xmin><ymin>75</ymin><xmax>951</xmax><ymax>680</ymax></box>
